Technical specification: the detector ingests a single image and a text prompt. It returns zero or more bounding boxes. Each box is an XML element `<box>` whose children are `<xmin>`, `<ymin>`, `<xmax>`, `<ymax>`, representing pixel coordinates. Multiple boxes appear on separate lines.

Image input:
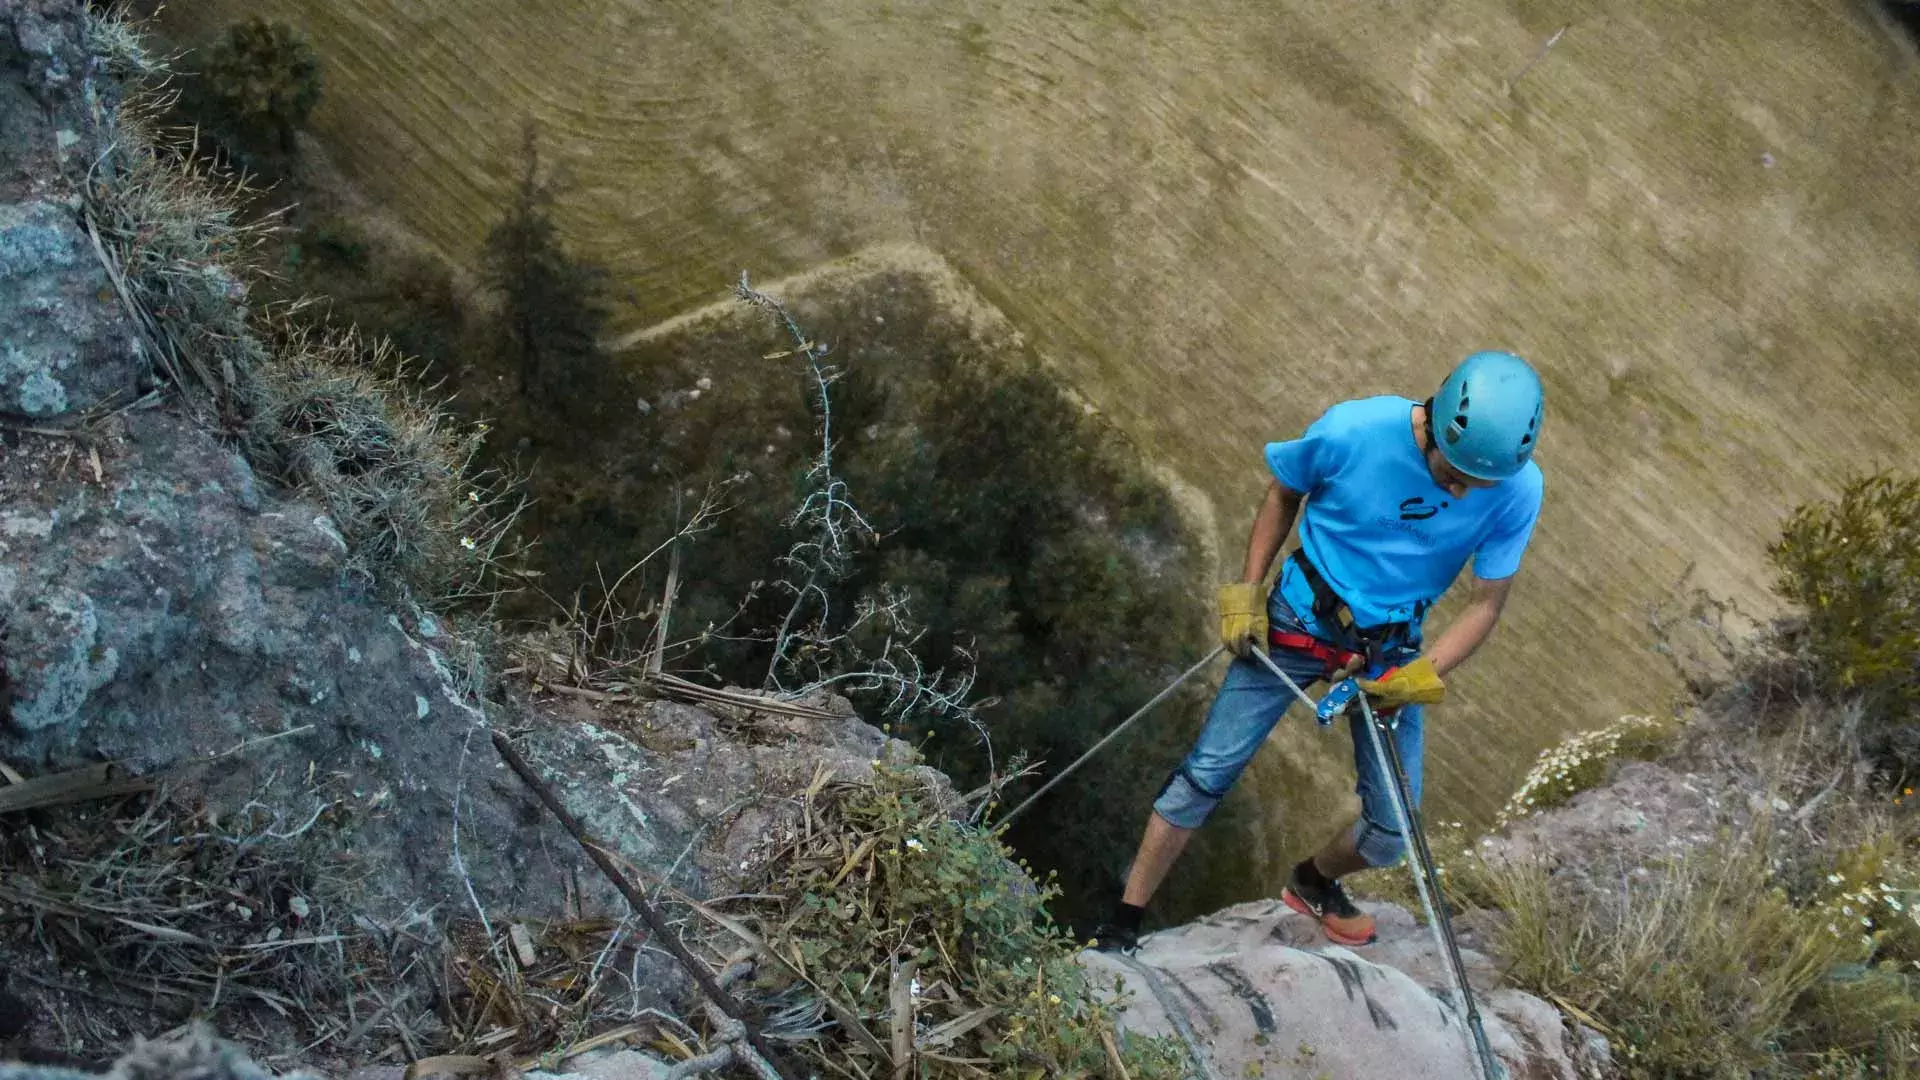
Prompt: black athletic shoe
<box><xmin>1281</xmin><ymin>862</ymin><xmax>1378</xmax><ymax>946</ymax></box>
<box><xmin>1089</xmin><ymin>922</ymin><xmax>1139</xmax><ymax>954</ymax></box>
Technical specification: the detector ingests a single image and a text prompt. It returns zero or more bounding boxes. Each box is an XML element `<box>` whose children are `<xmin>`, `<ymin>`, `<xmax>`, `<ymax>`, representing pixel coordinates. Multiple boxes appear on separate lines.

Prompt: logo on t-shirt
<box><xmin>1398</xmin><ymin>496</ymin><xmax>1448</xmax><ymax>521</ymax></box>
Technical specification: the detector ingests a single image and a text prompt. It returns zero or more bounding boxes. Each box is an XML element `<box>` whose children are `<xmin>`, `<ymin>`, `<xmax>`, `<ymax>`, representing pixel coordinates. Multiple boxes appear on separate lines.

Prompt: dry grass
<box><xmin>0</xmin><ymin>785</ymin><xmax>738</xmax><ymax>1072</ymax></box>
<box><xmin>80</xmin><ymin>6</ymin><xmax>528</xmax><ymax>611</ymax></box>
<box><xmin>84</xmin><ymin>30</ymin><xmax>274</xmax><ymax>429</ymax></box>
<box><xmin>1477</xmin><ymin>702</ymin><xmax>1920</xmax><ymax>1080</ymax></box>
<box><xmin>0</xmin><ymin>786</ymin><xmax>395</xmax><ymax>1055</ymax></box>
<box><xmin>246</xmin><ymin>314</ymin><xmax>527</xmax><ymax>607</ymax></box>
<box><xmin>698</xmin><ymin>755</ymin><xmax>1194</xmax><ymax>1079</ymax></box>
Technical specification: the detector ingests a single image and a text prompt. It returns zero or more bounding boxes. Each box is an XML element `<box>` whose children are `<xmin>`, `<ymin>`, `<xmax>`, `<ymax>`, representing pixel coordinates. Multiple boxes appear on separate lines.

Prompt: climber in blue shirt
<box><xmin>1094</xmin><ymin>350</ymin><xmax>1546</xmax><ymax>952</ymax></box>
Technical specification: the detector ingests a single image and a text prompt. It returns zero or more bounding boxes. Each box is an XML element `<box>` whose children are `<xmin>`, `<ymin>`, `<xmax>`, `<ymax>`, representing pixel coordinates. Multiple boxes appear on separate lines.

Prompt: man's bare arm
<box><xmin>1242</xmin><ymin>480</ymin><xmax>1304</xmax><ymax>585</ymax></box>
<box><xmin>1422</xmin><ymin>574</ymin><xmax>1515</xmax><ymax>677</ymax></box>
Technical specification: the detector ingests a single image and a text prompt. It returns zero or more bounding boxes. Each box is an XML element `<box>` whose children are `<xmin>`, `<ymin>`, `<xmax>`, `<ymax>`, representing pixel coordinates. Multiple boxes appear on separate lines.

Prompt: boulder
<box><xmin>1082</xmin><ymin>897</ymin><xmax>1611</xmax><ymax>1080</ymax></box>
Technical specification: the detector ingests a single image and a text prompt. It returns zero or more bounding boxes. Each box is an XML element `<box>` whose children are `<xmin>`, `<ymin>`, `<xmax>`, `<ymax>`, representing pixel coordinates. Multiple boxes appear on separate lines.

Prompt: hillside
<box><xmin>151</xmin><ymin>0</ymin><xmax>1920</xmax><ymax>892</ymax></box>
<box><xmin>5</xmin><ymin>4</ymin><xmax>1917</xmax><ymax>1080</ymax></box>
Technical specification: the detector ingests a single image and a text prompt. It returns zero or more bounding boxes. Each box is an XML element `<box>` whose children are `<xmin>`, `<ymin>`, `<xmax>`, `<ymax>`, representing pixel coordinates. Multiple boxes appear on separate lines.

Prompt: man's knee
<box><xmin>1351</xmin><ymin>815</ymin><xmax>1406</xmax><ymax>868</ymax></box>
<box><xmin>1152</xmin><ymin>767</ymin><xmax>1229</xmax><ymax>830</ymax></box>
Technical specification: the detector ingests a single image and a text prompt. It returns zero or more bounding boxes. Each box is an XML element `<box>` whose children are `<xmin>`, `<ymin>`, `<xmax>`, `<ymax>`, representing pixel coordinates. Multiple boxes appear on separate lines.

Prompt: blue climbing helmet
<box><xmin>1427</xmin><ymin>350</ymin><xmax>1544</xmax><ymax>481</ymax></box>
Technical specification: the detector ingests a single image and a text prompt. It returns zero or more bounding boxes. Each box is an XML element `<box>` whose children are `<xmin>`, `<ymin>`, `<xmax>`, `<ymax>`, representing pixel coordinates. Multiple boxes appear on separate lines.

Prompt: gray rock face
<box><xmin>1081</xmin><ymin>897</ymin><xmax>1611</xmax><ymax>1080</ymax></box>
<box><xmin>0</xmin><ymin>0</ymin><xmax>147</xmax><ymax>420</ymax></box>
<box><xmin>0</xmin><ymin>200</ymin><xmax>148</xmax><ymax>418</ymax></box>
<box><xmin>1</xmin><ymin>0</ymin><xmax>91</xmax><ymax>109</ymax></box>
<box><xmin>0</xmin><ymin>406</ymin><xmax>575</xmax><ymax>915</ymax></box>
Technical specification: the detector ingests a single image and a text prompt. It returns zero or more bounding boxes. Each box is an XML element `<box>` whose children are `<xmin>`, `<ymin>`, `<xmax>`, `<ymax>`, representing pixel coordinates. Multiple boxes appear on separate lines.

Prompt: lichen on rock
<box><xmin>0</xmin><ymin>200</ymin><xmax>148</xmax><ymax>418</ymax></box>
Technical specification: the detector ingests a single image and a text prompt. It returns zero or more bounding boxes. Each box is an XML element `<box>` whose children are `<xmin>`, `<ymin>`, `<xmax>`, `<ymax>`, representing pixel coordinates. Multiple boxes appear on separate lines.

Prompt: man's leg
<box><xmin>1309</xmin><ymin>816</ymin><xmax>1371</xmax><ymax>880</ymax></box>
<box><xmin>1093</xmin><ymin>647</ymin><xmax>1323</xmax><ymax>951</ymax></box>
<box><xmin>1119</xmin><ymin>810</ymin><xmax>1193</xmax><ymax>907</ymax></box>
<box><xmin>1283</xmin><ymin>702</ymin><xmax>1427</xmax><ymax>945</ymax></box>
<box><xmin>1346</xmin><ymin>702</ymin><xmax>1425</xmax><ymax>871</ymax></box>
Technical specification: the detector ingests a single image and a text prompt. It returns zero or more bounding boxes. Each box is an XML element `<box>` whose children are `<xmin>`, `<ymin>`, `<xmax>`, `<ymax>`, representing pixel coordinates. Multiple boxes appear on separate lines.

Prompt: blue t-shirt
<box><xmin>1265</xmin><ymin>395</ymin><xmax>1543</xmax><ymax>629</ymax></box>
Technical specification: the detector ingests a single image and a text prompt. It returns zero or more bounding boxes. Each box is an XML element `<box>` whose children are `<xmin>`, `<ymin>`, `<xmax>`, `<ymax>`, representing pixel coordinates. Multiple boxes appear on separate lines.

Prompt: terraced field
<box><xmin>159</xmin><ymin>0</ymin><xmax>1920</xmax><ymax>910</ymax></box>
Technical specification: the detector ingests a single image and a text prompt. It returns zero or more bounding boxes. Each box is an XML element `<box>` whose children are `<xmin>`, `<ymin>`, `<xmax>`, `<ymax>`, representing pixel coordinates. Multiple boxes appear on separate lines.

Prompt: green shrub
<box><xmin>1768</xmin><ymin>470</ymin><xmax>1920</xmax><ymax>768</ymax></box>
<box><xmin>480</xmin><ymin>125</ymin><xmax>618</xmax><ymax>425</ymax></box>
<box><xmin>177</xmin><ymin>17</ymin><xmax>323</xmax><ymax>177</ymax></box>
<box><xmin>1493</xmin><ymin>713</ymin><xmax>1675</xmax><ymax>829</ymax></box>
<box><xmin>736</xmin><ymin>753</ymin><xmax>1193</xmax><ymax>1079</ymax></box>
<box><xmin>491</xmin><ymin>276</ymin><xmax>1211</xmax><ymax>926</ymax></box>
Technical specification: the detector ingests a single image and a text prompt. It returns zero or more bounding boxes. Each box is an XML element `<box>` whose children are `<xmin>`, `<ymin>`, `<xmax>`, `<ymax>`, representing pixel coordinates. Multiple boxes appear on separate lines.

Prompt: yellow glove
<box><xmin>1356</xmin><ymin>656</ymin><xmax>1447</xmax><ymax>709</ymax></box>
<box><xmin>1216</xmin><ymin>583</ymin><xmax>1267</xmax><ymax>657</ymax></box>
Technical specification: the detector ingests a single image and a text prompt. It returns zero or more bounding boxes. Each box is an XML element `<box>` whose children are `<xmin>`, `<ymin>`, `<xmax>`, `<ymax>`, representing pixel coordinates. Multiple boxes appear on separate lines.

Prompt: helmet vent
<box><xmin>1455</xmin><ymin>414</ymin><xmax>1469</xmax><ymax>429</ymax></box>
<box><xmin>1521</xmin><ymin>434</ymin><xmax>1533</xmax><ymax>446</ymax></box>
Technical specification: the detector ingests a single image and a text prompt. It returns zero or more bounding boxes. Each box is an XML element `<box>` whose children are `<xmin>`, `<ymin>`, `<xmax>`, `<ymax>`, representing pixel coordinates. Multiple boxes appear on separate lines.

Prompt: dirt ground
<box><xmin>152</xmin><ymin>0</ymin><xmax>1920</xmax><ymax>903</ymax></box>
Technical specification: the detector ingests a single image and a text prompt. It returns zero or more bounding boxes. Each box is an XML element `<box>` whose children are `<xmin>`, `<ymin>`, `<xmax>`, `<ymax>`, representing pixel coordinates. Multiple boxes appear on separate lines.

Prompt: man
<box><xmin>1094</xmin><ymin>350</ymin><xmax>1546</xmax><ymax>952</ymax></box>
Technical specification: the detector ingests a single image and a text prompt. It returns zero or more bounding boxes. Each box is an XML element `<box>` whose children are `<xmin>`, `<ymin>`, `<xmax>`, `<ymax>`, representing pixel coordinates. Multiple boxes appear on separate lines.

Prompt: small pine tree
<box><xmin>178</xmin><ymin>17</ymin><xmax>322</xmax><ymax>175</ymax></box>
<box><xmin>480</xmin><ymin>125</ymin><xmax>615</xmax><ymax>423</ymax></box>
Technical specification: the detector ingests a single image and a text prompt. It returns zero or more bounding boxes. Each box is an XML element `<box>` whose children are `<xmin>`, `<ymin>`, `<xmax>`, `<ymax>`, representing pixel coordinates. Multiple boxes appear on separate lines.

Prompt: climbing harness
<box><xmin>1286</xmin><ymin>547</ymin><xmax>1432</xmax><ymax>646</ymax></box>
<box><xmin>994</xmin><ymin>644</ymin><xmax>1227</xmax><ymax>828</ymax></box>
<box><xmin>1249</xmin><ymin>647</ymin><xmax>1505</xmax><ymax>1080</ymax></box>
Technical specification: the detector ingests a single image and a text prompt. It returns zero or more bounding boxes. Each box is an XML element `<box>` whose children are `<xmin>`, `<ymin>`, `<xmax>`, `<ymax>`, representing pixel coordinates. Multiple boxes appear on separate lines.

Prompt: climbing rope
<box><xmin>985</xmin><ymin>635</ymin><xmax>1506</xmax><ymax>1080</ymax></box>
<box><xmin>1249</xmin><ymin>648</ymin><xmax>1504</xmax><ymax>1080</ymax></box>
<box><xmin>993</xmin><ymin>645</ymin><xmax>1226</xmax><ymax>828</ymax></box>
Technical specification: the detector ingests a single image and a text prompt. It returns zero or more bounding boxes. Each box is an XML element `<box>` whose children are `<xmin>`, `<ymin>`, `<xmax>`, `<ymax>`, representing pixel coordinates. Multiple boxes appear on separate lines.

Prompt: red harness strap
<box><xmin>1268</xmin><ymin>628</ymin><xmax>1362</xmax><ymax>674</ymax></box>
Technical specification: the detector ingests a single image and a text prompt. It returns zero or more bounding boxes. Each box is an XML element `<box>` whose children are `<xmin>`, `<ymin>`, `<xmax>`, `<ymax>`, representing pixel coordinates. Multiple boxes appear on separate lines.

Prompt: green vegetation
<box><xmin>280</xmin><ymin>215</ymin><xmax>472</xmax><ymax>380</ymax></box>
<box><xmin>1489</xmin><ymin>815</ymin><xmax>1920</xmax><ymax>1079</ymax></box>
<box><xmin>735</xmin><ymin>753</ymin><xmax>1193</xmax><ymax>1078</ymax></box>
<box><xmin>175</xmin><ymin>16</ymin><xmax>323</xmax><ymax>179</ymax></box>
<box><xmin>492</xmin><ymin>269</ymin><xmax>1214</xmax><ymax>926</ymax></box>
<box><xmin>480</xmin><ymin>126</ymin><xmax>621</xmax><ymax>424</ymax></box>
<box><xmin>1490</xmin><ymin>712</ymin><xmax>1674</xmax><ymax>830</ymax></box>
<box><xmin>1425</xmin><ymin>475</ymin><xmax>1920</xmax><ymax>1079</ymax></box>
<box><xmin>1769</xmin><ymin>469</ymin><xmax>1920</xmax><ymax>772</ymax></box>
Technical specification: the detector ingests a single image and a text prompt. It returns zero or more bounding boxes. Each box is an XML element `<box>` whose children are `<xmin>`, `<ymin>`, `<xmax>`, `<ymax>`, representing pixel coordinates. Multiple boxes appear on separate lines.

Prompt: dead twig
<box><xmin>488</xmin><ymin>730</ymin><xmax>807</xmax><ymax>1080</ymax></box>
<box><xmin>888</xmin><ymin>960</ymin><xmax>916</xmax><ymax>1080</ymax></box>
<box><xmin>0</xmin><ymin>763</ymin><xmax>156</xmax><ymax>815</ymax></box>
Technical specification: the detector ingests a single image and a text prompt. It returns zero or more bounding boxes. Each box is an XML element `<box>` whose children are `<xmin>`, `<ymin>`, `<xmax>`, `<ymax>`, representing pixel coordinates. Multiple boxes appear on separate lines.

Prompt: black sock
<box><xmin>1295</xmin><ymin>857</ymin><xmax>1333</xmax><ymax>890</ymax></box>
<box><xmin>1112</xmin><ymin>901</ymin><xmax>1145</xmax><ymax>933</ymax></box>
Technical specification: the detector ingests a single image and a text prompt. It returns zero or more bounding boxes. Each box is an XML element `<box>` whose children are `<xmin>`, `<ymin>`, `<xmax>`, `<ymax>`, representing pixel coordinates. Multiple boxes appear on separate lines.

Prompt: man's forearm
<box><xmin>1422</xmin><ymin>579</ymin><xmax>1512</xmax><ymax>676</ymax></box>
<box><xmin>1241</xmin><ymin>481</ymin><xmax>1301</xmax><ymax>584</ymax></box>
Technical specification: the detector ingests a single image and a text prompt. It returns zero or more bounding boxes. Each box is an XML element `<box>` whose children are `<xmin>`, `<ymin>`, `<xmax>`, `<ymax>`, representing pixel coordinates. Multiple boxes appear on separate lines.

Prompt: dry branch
<box><xmin>487</xmin><ymin>729</ymin><xmax>805</xmax><ymax>1080</ymax></box>
<box><xmin>0</xmin><ymin>763</ymin><xmax>156</xmax><ymax>815</ymax></box>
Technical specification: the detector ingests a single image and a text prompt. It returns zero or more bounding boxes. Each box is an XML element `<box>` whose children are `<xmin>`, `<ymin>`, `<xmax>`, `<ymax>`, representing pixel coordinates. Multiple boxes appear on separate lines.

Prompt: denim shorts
<box><xmin>1151</xmin><ymin>584</ymin><xmax>1425</xmax><ymax>868</ymax></box>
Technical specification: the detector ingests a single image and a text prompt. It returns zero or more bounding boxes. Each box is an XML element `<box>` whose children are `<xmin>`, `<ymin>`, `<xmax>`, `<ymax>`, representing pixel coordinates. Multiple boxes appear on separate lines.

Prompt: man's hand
<box><xmin>1356</xmin><ymin>656</ymin><xmax>1446</xmax><ymax>708</ymax></box>
<box><xmin>1217</xmin><ymin>583</ymin><xmax>1267</xmax><ymax>657</ymax></box>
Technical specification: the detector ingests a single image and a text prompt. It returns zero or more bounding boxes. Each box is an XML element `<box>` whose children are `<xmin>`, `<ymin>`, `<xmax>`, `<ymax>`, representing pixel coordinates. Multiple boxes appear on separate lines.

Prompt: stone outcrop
<box><xmin>1083</xmin><ymin>898</ymin><xmax>1612</xmax><ymax>1080</ymax></box>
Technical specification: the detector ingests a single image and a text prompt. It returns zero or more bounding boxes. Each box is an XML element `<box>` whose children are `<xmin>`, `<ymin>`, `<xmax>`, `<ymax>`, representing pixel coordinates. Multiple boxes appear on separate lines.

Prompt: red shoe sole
<box><xmin>1281</xmin><ymin>887</ymin><xmax>1377</xmax><ymax>947</ymax></box>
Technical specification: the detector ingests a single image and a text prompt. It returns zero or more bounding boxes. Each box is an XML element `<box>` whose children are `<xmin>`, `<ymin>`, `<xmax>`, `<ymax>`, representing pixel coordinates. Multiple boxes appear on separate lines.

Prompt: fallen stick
<box><xmin>488</xmin><ymin>730</ymin><xmax>805</xmax><ymax>1080</ymax></box>
<box><xmin>0</xmin><ymin>763</ymin><xmax>156</xmax><ymax>815</ymax></box>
